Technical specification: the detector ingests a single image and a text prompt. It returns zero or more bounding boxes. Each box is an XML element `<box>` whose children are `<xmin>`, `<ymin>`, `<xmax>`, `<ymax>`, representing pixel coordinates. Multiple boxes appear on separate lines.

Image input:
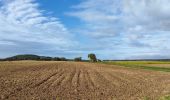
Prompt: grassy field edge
<box><xmin>101</xmin><ymin>61</ymin><xmax>170</xmax><ymax>72</ymax></box>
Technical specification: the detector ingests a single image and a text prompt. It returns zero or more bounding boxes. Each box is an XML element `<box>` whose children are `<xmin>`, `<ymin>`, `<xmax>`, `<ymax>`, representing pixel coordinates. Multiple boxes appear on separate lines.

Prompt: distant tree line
<box><xmin>74</xmin><ymin>57</ymin><xmax>82</xmax><ymax>62</ymax></box>
<box><xmin>1</xmin><ymin>53</ymin><xmax>170</xmax><ymax>62</ymax></box>
<box><xmin>0</xmin><ymin>53</ymin><xmax>103</xmax><ymax>62</ymax></box>
<box><xmin>1</xmin><ymin>54</ymin><xmax>68</xmax><ymax>61</ymax></box>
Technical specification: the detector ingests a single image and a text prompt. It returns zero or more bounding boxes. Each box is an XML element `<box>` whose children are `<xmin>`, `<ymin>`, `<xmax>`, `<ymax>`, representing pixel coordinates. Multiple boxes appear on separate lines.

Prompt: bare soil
<box><xmin>0</xmin><ymin>61</ymin><xmax>170</xmax><ymax>100</ymax></box>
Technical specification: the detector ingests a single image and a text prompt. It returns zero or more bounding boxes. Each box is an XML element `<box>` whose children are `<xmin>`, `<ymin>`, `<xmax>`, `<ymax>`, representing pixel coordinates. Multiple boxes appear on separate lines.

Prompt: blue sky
<box><xmin>0</xmin><ymin>0</ymin><xmax>170</xmax><ymax>60</ymax></box>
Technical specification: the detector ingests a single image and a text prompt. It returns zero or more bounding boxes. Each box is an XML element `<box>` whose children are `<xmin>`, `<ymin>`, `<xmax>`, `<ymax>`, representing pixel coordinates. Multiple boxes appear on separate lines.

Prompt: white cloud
<box><xmin>69</xmin><ymin>0</ymin><xmax>170</xmax><ymax>36</ymax></box>
<box><xmin>0</xmin><ymin>0</ymin><xmax>77</xmax><ymax>57</ymax></box>
<box><xmin>67</xmin><ymin>0</ymin><xmax>123</xmax><ymax>37</ymax></box>
<box><xmin>1</xmin><ymin>0</ymin><xmax>170</xmax><ymax>59</ymax></box>
<box><xmin>123</xmin><ymin>0</ymin><xmax>170</xmax><ymax>32</ymax></box>
<box><xmin>67</xmin><ymin>0</ymin><xmax>170</xmax><ymax>59</ymax></box>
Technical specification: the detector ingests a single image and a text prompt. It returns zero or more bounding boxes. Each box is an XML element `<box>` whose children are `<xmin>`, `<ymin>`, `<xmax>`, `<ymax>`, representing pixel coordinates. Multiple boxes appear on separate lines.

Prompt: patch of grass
<box><xmin>142</xmin><ymin>95</ymin><xmax>170</xmax><ymax>100</ymax></box>
<box><xmin>143</xmin><ymin>96</ymin><xmax>150</xmax><ymax>100</ymax></box>
<box><xmin>103</xmin><ymin>61</ymin><xmax>170</xmax><ymax>65</ymax></box>
<box><xmin>159</xmin><ymin>95</ymin><xmax>170</xmax><ymax>100</ymax></box>
<box><xmin>102</xmin><ymin>61</ymin><xmax>170</xmax><ymax>72</ymax></box>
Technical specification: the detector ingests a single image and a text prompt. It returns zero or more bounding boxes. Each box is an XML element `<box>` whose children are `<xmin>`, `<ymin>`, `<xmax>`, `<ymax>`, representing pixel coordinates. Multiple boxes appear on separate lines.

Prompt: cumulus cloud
<box><xmin>123</xmin><ymin>0</ymin><xmax>170</xmax><ymax>32</ymax></box>
<box><xmin>67</xmin><ymin>0</ymin><xmax>170</xmax><ymax>59</ymax></box>
<box><xmin>0</xmin><ymin>0</ymin><xmax>77</xmax><ymax>57</ymax></box>
<box><xmin>69</xmin><ymin>0</ymin><xmax>170</xmax><ymax>36</ymax></box>
<box><xmin>67</xmin><ymin>0</ymin><xmax>122</xmax><ymax>37</ymax></box>
<box><xmin>1</xmin><ymin>0</ymin><xmax>170</xmax><ymax>59</ymax></box>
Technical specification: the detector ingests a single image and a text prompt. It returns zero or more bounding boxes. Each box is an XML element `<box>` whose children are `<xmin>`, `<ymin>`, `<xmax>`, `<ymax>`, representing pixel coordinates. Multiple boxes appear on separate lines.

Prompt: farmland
<box><xmin>102</xmin><ymin>61</ymin><xmax>170</xmax><ymax>72</ymax></box>
<box><xmin>0</xmin><ymin>61</ymin><xmax>170</xmax><ymax>100</ymax></box>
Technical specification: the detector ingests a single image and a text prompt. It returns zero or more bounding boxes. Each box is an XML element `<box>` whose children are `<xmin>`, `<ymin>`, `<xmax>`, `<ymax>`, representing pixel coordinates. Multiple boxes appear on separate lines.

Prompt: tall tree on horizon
<box><xmin>88</xmin><ymin>53</ymin><xmax>97</xmax><ymax>62</ymax></box>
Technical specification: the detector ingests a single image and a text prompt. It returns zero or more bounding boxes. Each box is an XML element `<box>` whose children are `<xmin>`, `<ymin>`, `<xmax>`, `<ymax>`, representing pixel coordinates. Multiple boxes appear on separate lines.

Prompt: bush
<box><xmin>40</xmin><ymin>56</ymin><xmax>52</xmax><ymax>61</ymax></box>
<box><xmin>98</xmin><ymin>59</ymin><xmax>102</xmax><ymax>62</ymax></box>
<box><xmin>60</xmin><ymin>57</ymin><xmax>67</xmax><ymax>61</ymax></box>
<box><xmin>74</xmin><ymin>57</ymin><xmax>82</xmax><ymax>62</ymax></box>
<box><xmin>53</xmin><ymin>57</ymin><xmax>61</xmax><ymax>61</ymax></box>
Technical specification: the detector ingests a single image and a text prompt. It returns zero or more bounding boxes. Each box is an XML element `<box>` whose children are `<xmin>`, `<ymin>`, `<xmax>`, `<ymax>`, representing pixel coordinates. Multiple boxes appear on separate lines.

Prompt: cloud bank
<box><xmin>67</xmin><ymin>0</ymin><xmax>170</xmax><ymax>59</ymax></box>
<box><xmin>0</xmin><ymin>0</ymin><xmax>77</xmax><ymax>58</ymax></box>
<box><xmin>1</xmin><ymin>0</ymin><xmax>170</xmax><ymax>59</ymax></box>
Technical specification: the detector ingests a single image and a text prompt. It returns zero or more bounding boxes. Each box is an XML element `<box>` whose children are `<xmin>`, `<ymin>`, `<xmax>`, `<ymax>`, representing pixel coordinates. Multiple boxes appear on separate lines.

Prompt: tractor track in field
<box><xmin>0</xmin><ymin>61</ymin><xmax>170</xmax><ymax>100</ymax></box>
<box><xmin>84</xmin><ymin>70</ymin><xmax>96</xmax><ymax>89</ymax></box>
<box><xmin>1</xmin><ymin>67</ymin><xmax>61</xmax><ymax>99</ymax></box>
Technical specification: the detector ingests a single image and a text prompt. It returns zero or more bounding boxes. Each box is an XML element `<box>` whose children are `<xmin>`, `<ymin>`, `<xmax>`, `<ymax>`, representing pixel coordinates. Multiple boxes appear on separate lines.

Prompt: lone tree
<box><xmin>88</xmin><ymin>53</ymin><xmax>97</xmax><ymax>62</ymax></box>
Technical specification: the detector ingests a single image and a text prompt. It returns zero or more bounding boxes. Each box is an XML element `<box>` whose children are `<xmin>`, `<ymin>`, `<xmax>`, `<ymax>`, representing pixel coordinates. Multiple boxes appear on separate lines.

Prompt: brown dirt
<box><xmin>0</xmin><ymin>61</ymin><xmax>170</xmax><ymax>100</ymax></box>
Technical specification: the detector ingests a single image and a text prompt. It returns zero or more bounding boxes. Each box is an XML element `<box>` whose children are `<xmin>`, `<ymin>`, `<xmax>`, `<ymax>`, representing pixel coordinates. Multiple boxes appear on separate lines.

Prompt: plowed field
<box><xmin>0</xmin><ymin>61</ymin><xmax>170</xmax><ymax>100</ymax></box>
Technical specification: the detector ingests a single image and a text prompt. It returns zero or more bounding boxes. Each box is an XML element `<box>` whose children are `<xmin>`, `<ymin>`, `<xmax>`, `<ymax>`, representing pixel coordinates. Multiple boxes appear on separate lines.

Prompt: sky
<box><xmin>0</xmin><ymin>0</ymin><xmax>170</xmax><ymax>60</ymax></box>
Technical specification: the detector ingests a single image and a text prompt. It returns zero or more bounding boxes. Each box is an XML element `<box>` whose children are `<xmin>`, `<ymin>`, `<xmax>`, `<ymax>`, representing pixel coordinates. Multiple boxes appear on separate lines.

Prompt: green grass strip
<box><xmin>102</xmin><ymin>62</ymin><xmax>170</xmax><ymax>72</ymax></box>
